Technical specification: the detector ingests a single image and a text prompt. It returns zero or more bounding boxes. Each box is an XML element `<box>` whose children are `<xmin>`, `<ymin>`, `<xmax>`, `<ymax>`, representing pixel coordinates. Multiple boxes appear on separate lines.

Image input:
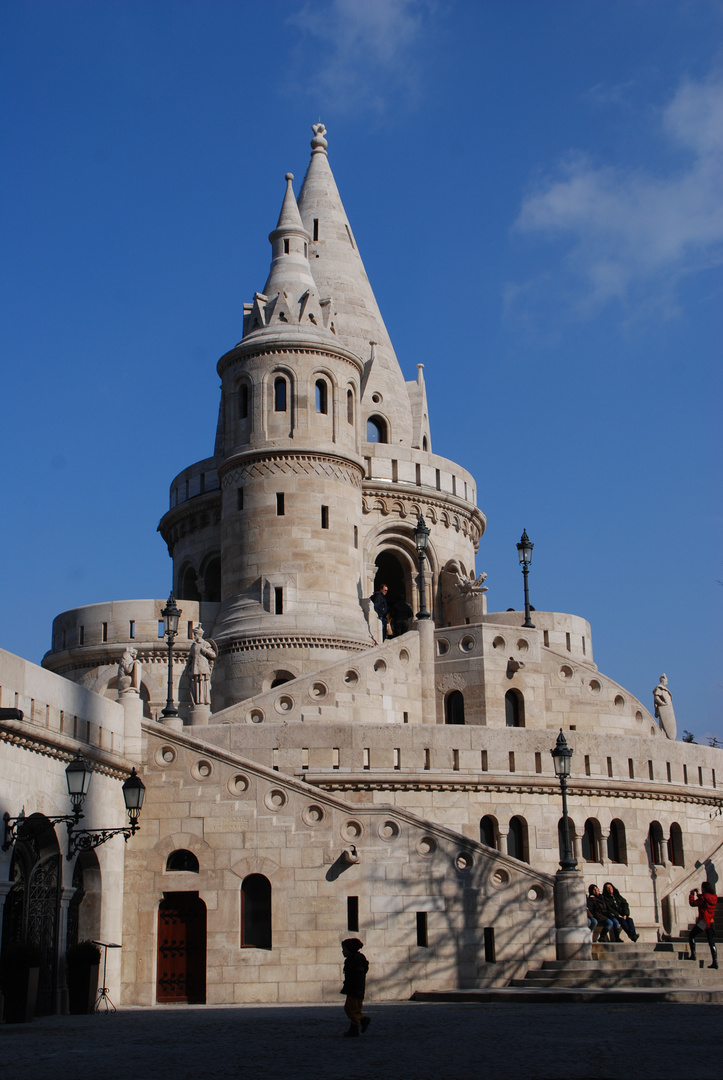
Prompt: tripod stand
<box><xmin>92</xmin><ymin>941</ymin><xmax>121</xmax><ymax>1013</ymax></box>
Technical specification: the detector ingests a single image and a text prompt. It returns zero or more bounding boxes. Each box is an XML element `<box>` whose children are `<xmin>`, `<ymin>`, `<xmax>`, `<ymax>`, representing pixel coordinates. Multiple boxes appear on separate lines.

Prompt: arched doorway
<box><xmin>1</xmin><ymin>813</ymin><xmax>62</xmax><ymax>1015</ymax></box>
<box><xmin>156</xmin><ymin>893</ymin><xmax>207</xmax><ymax>1004</ymax></box>
<box><xmin>374</xmin><ymin>551</ymin><xmax>409</xmax><ymax>609</ymax></box>
<box><xmin>67</xmin><ymin>850</ymin><xmax>102</xmax><ymax>949</ymax></box>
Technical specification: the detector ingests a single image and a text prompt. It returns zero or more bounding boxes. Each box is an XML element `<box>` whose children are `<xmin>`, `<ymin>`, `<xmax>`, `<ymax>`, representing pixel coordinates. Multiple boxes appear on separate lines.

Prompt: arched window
<box><xmin>238</xmin><ymin>384</ymin><xmax>249</xmax><ymax>419</ymax></box>
<box><xmin>607</xmin><ymin>819</ymin><xmax>627</xmax><ymax>864</ymax></box>
<box><xmin>582</xmin><ymin>818</ymin><xmax>601</xmax><ymax>863</ymax></box>
<box><xmin>445</xmin><ymin>690</ymin><xmax>465</xmax><ymax>725</ymax></box>
<box><xmin>422</xmin><ymin>436</ymin><xmax>428</xmax><ymax>451</ymax></box>
<box><xmin>558</xmin><ymin>816</ymin><xmax>577</xmax><ymax>863</ymax></box>
<box><xmin>274</xmin><ymin>377</ymin><xmax>287</xmax><ymax>413</ymax></box>
<box><xmin>505</xmin><ymin>689</ymin><xmax>524</xmax><ymax>727</ymax></box>
<box><xmin>166</xmin><ymin>849</ymin><xmax>199</xmax><ymax>873</ymax></box>
<box><xmin>507</xmin><ymin>817</ymin><xmax>528</xmax><ymax>862</ymax></box>
<box><xmin>347</xmin><ymin>389</ymin><xmax>354</xmax><ymax>424</ymax></box>
<box><xmin>241</xmin><ymin>874</ymin><xmax>272</xmax><ymax>949</ymax></box>
<box><xmin>179</xmin><ymin>566</ymin><xmax>201</xmax><ymax>602</ymax></box>
<box><xmin>480</xmin><ymin>815</ymin><xmax>498</xmax><ymax>849</ymax></box>
<box><xmin>669</xmin><ymin>822</ymin><xmax>684</xmax><ymax>867</ymax></box>
<box><xmin>315</xmin><ymin>379</ymin><xmax>328</xmax><ymax>414</ymax></box>
<box><xmin>204</xmin><ymin>557</ymin><xmax>221</xmax><ymax>603</ymax></box>
<box><xmin>366</xmin><ymin>416</ymin><xmax>387</xmax><ymax>443</ymax></box>
<box><xmin>648</xmin><ymin>821</ymin><xmax>665</xmax><ymax>866</ymax></box>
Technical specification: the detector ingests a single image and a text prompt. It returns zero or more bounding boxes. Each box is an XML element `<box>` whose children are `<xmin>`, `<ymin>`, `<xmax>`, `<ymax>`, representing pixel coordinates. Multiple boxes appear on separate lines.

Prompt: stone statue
<box><xmin>187</xmin><ymin>625</ymin><xmax>218</xmax><ymax>707</ymax></box>
<box><xmin>454</xmin><ymin>567</ymin><xmax>488</xmax><ymax>595</ymax></box>
<box><xmin>117</xmin><ymin>647</ymin><xmax>142</xmax><ymax>695</ymax></box>
<box><xmin>653</xmin><ymin>673</ymin><xmax>677</xmax><ymax>741</ymax></box>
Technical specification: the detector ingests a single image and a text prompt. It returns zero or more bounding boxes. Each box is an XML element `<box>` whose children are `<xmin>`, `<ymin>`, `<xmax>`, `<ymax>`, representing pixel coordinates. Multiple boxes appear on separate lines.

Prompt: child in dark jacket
<box><xmin>340</xmin><ymin>938</ymin><xmax>370</xmax><ymax>1037</ymax></box>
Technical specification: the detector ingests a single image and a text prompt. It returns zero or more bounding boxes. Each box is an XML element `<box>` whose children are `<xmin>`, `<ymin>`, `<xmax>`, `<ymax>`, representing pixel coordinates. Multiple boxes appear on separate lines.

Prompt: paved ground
<box><xmin>2</xmin><ymin>1000</ymin><xmax>723</xmax><ymax>1080</ymax></box>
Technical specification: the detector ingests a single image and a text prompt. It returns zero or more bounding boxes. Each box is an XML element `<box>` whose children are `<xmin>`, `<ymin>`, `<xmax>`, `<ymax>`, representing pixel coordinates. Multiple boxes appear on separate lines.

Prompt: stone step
<box><xmin>412</xmin><ymin>987</ymin><xmax>723</xmax><ymax>1004</ymax></box>
<box><xmin>540</xmin><ymin>958</ymin><xmax>697</xmax><ymax>971</ymax></box>
<box><xmin>511</xmin><ymin>974</ymin><xmax>722</xmax><ymax>989</ymax></box>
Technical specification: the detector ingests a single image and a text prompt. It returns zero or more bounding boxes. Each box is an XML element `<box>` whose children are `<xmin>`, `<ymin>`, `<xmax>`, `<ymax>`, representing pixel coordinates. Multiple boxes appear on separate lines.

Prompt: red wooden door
<box><xmin>156</xmin><ymin>893</ymin><xmax>206</xmax><ymax>1004</ymax></box>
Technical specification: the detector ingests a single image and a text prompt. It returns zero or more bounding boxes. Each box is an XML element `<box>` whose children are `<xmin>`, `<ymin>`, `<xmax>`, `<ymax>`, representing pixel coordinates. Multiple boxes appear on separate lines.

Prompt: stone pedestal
<box><xmin>118</xmin><ymin>692</ymin><xmax>144</xmax><ymax>759</ymax></box>
<box><xmin>416</xmin><ymin>618</ymin><xmax>437</xmax><ymax>725</ymax></box>
<box><xmin>554</xmin><ymin>870</ymin><xmax>592</xmax><ymax>961</ymax></box>
<box><xmin>189</xmin><ymin>704</ymin><xmax>211</xmax><ymax>726</ymax></box>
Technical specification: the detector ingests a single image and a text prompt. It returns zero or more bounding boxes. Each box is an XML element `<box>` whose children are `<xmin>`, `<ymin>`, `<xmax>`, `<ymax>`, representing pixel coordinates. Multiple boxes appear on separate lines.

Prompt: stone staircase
<box><xmin>411</xmin><ymin>940</ymin><xmax>723</xmax><ymax>1003</ymax></box>
<box><xmin>508</xmin><ymin>941</ymin><xmax>720</xmax><ymax>990</ymax></box>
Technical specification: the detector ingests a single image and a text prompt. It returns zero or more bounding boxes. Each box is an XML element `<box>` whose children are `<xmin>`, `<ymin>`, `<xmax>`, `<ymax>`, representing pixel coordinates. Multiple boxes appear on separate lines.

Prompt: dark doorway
<box><xmin>204</xmin><ymin>558</ymin><xmax>221</xmax><ymax>602</ymax></box>
<box><xmin>157</xmin><ymin>892</ymin><xmax>207</xmax><ymax>1004</ymax></box>
<box><xmin>1</xmin><ymin>813</ymin><xmax>62</xmax><ymax>1016</ymax></box>
<box><xmin>374</xmin><ymin>551</ymin><xmax>407</xmax><ymax>608</ymax></box>
<box><xmin>445</xmin><ymin>691</ymin><xmax>465</xmax><ymax>725</ymax></box>
<box><xmin>241</xmin><ymin>874</ymin><xmax>272</xmax><ymax>949</ymax></box>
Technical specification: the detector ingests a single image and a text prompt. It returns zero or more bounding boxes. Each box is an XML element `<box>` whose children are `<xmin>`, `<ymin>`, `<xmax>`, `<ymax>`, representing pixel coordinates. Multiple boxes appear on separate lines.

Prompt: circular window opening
<box><xmin>560</xmin><ymin>665</ymin><xmax>573</xmax><ymax>680</ymax></box>
<box><xmin>156</xmin><ymin>746</ymin><xmax>176</xmax><ymax>766</ymax></box>
<box><xmin>249</xmin><ymin>709</ymin><xmax>264</xmax><ymax>724</ymax></box>
<box><xmin>192</xmin><ymin>760</ymin><xmax>213</xmax><ymax>780</ymax></box>
<box><xmin>303</xmin><ymin>804</ymin><xmax>325</xmax><ymax>825</ymax></box>
<box><xmin>228</xmin><ymin>774</ymin><xmax>250</xmax><ymax>796</ymax></box>
<box><xmin>455</xmin><ymin>851</ymin><xmax>473</xmax><ymax>872</ymax></box>
<box><xmin>399</xmin><ymin>648</ymin><xmax>410</xmax><ymax>664</ymax></box>
<box><xmin>342</xmin><ymin>819</ymin><xmax>363</xmax><ymax>841</ymax></box>
<box><xmin>492</xmin><ymin>636</ymin><xmax>506</xmax><ymax>650</ymax></box>
<box><xmin>310</xmin><ymin>682</ymin><xmax>327</xmax><ymax>700</ymax></box>
<box><xmin>589</xmin><ymin>679</ymin><xmax>601</xmax><ymax>694</ymax></box>
<box><xmin>437</xmin><ymin>639</ymin><xmax>450</xmax><ymax>656</ymax></box>
<box><xmin>635</xmin><ymin>710</ymin><xmax>643</xmax><ymax>721</ymax></box>
<box><xmin>417</xmin><ymin>836</ymin><xmax>437</xmax><ymax>857</ymax></box>
<box><xmin>265</xmin><ymin>788</ymin><xmax>287</xmax><ymax>811</ymax></box>
<box><xmin>516</xmin><ymin>639</ymin><xmax>529</xmax><ymax>654</ymax></box>
<box><xmin>378</xmin><ymin>820</ymin><xmax>400</xmax><ymax>841</ymax></box>
<box><xmin>374</xmin><ymin>659</ymin><xmax>387</xmax><ymax>674</ymax></box>
<box><xmin>371</xmin><ymin>392</ymin><xmax>382</xmax><ymax>404</ymax></box>
<box><xmin>344</xmin><ymin>669</ymin><xmax>359</xmax><ymax>686</ymax></box>
<box><xmin>527</xmin><ymin>885</ymin><xmax>545</xmax><ymax>903</ymax></box>
<box><xmin>275</xmin><ymin>695</ymin><xmax>294</xmax><ymax>713</ymax></box>
<box><xmin>614</xmin><ymin>694</ymin><xmax>625</xmax><ymax>710</ymax></box>
<box><xmin>460</xmin><ymin>636</ymin><xmax>475</xmax><ymax>653</ymax></box>
<box><xmin>492</xmin><ymin>868</ymin><xmax>509</xmax><ymax>887</ymax></box>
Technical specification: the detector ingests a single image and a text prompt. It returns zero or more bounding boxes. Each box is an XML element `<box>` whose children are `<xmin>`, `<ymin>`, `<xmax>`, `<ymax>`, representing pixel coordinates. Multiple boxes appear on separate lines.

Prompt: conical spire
<box><xmin>297</xmin><ymin>125</ymin><xmax>413</xmax><ymax>445</ymax></box>
<box><xmin>262</xmin><ymin>173</ymin><xmax>316</xmax><ymax>300</ymax></box>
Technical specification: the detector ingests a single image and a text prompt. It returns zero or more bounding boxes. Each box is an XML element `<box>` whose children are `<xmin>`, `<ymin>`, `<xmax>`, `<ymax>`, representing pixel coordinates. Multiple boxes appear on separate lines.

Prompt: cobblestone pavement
<box><xmin>2</xmin><ymin>1001</ymin><xmax>722</xmax><ymax>1080</ymax></box>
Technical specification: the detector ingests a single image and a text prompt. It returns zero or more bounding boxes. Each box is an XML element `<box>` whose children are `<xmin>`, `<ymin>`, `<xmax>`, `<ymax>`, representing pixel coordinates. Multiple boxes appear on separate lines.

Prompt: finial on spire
<box><xmin>286</xmin><ymin>172</ymin><xmax>294</xmax><ymax>182</ymax></box>
<box><xmin>311</xmin><ymin>123</ymin><xmax>328</xmax><ymax>154</ymax></box>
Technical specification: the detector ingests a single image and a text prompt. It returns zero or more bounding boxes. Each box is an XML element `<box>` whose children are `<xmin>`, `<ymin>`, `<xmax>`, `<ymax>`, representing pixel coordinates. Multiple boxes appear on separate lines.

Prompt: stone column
<box><xmin>56</xmin><ymin>885</ymin><xmax>77</xmax><ymax>1014</ymax></box>
<box><xmin>189</xmin><ymin>704</ymin><xmax>211</xmax><ymax>726</ymax></box>
<box><xmin>554</xmin><ymin>870</ymin><xmax>592</xmax><ymax>961</ymax></box>
<box><xmin>119</xmin><ymin>691</ymin><xmax>144</xmax><ymax>759</ymax></box>
<box><xmin>416</xmin><ymin>618</ymin><xmax>437</xmax><ymax>725</ymax></box>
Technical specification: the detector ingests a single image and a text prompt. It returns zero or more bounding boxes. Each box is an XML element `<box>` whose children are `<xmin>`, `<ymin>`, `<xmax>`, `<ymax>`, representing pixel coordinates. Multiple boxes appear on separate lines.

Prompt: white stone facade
<box><xmin>2</xmin><ymin>124</ymin><xmax>722</xmax><ymax>1012</ymax></box>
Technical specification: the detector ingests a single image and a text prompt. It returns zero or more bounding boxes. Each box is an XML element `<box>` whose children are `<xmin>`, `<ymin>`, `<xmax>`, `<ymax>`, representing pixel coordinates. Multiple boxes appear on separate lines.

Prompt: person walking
<box><xmin>602</xmin><ymin>881</ymin><xmax>639</xmax><ymax>941</ymax></box>
<box><xmin>688</xmin><ymin>881</ymin><xmax>718</xmax><ymax>968</ymax></box>
<box><xmin>340</xmin><ymin>938</ymin><xmax>370</xmax><ymax>1037</ymax></box>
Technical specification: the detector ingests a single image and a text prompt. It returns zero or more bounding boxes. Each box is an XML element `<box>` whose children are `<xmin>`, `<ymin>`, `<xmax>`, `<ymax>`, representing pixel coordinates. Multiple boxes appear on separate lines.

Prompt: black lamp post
<box><xmin>160</xmin><ymin>591</ymin><xmax>181</xmax><ymax>720</ymax></box>
<box><xmin>551</xmin><ymin>729</ymin><xmax>577</xmax><ymax>871</ymax></box>
<box><xmin>516</xmin><ymin>529</ymin><xmax>535</xmax><ymax>629</ymax></box>
<box><xmin>413</xmin><ymin>514</ymin><xmax>431</xmax><ymax>620</ymax></box>
<box><xmin>3</xmin><ymin>756</ymin><xmax>145</xmax><ymax>859</ymax></box>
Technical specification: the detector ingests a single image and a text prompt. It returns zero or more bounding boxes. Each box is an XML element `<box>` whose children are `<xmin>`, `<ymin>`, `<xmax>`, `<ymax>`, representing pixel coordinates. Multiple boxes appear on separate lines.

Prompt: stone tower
<box><xmin>158</xmin><ymin>124</ymin><xmax>484</xmax><ymax>711</ymax></box>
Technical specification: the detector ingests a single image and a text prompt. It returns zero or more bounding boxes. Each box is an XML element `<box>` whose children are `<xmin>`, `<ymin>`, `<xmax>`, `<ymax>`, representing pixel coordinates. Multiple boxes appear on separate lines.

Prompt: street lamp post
<box><xmin>516</xmin><ymin>529</ymin><xmax>535</xmax><ymax>628</ymax></box>
<box><xmin>160</xmin><ymin>591</ymin><xmax>182</xmax><ymax>720</ymax></box>
<box><xmin>3</xmin><ymin>755</ymin><xmax>145</xmax><ymax>859</ymax></box>
<box><xmin>551</xmin><ymin>729</ymin><xmax>577</xmax><ymax>871</ymax></box>
<box><xmin>413</xmin><ymin>515</ymin><xmax>431</xmax><ymax>620</ymax></box>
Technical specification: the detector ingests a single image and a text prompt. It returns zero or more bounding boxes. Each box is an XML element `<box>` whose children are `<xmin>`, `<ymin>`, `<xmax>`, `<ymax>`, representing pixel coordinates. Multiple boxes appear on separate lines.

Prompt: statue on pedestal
<box><xmin>117</xmin><ymin>647</ymin><xmax>142</xmax><ymax>696</ymax></box>
<box><xmin>653</xmin><ymin>673</ymin><xmax>677</xmax><ymax>741</ymax></box>
<box><xmin>186</xmin><ymin>625</ymin><xmax>218</xmax><ymax>707</ymax></box>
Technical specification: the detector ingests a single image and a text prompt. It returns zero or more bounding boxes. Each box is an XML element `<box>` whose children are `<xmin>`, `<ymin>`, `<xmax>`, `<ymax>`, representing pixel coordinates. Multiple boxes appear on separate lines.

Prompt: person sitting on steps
<box><xmin>588</xmin><ymin>884</ymin><xmax>615</xmax><ymax>942</ymax></box>
<box><xmin>602</xmin><ymin>881</ymin><xmax>639</xmax><ymax>942</ymax></box>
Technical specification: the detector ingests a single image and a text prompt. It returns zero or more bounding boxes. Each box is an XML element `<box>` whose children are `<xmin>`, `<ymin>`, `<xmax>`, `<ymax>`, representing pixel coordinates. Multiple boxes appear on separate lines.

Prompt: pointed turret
<box><xmin>297</xmin><ymin>124</ymin><xmax>414</xmax><ymax>446</ymax></box>
<box><xmin>262</xmin><ymin>172</ymin><xmax>315</xmax><ymax>300</ymax></box>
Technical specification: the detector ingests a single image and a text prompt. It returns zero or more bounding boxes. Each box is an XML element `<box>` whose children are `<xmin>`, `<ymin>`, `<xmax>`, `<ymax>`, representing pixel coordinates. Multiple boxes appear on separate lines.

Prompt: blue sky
<box><xmin>2</xmin><ymin>1</ymin><xmax>721</xmax><ymax>740</ymax></box>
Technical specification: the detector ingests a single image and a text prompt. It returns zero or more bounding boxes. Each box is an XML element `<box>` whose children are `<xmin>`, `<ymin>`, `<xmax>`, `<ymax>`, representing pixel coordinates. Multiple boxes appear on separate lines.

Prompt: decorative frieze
<box><xmin>220</xmin><ymin>635</ymin><xmax>371</xmax><ymax>656</ymax></box>
<box><xmin>220</xmin><ymin>452</ymin><xmax>363</xmax><ymax>490</ymax></box>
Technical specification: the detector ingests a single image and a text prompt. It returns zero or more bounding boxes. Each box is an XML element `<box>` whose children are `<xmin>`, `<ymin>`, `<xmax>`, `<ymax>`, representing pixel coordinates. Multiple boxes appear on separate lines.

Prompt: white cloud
<box><xmin>287</xmin><ymin>0</ymin><xmax>431</xmax><ymax>112</ymax></box>
<box><xmin>514</xmin><ymin>74</ymin><xmax>723</xmax><ymax>314</ymax></box>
